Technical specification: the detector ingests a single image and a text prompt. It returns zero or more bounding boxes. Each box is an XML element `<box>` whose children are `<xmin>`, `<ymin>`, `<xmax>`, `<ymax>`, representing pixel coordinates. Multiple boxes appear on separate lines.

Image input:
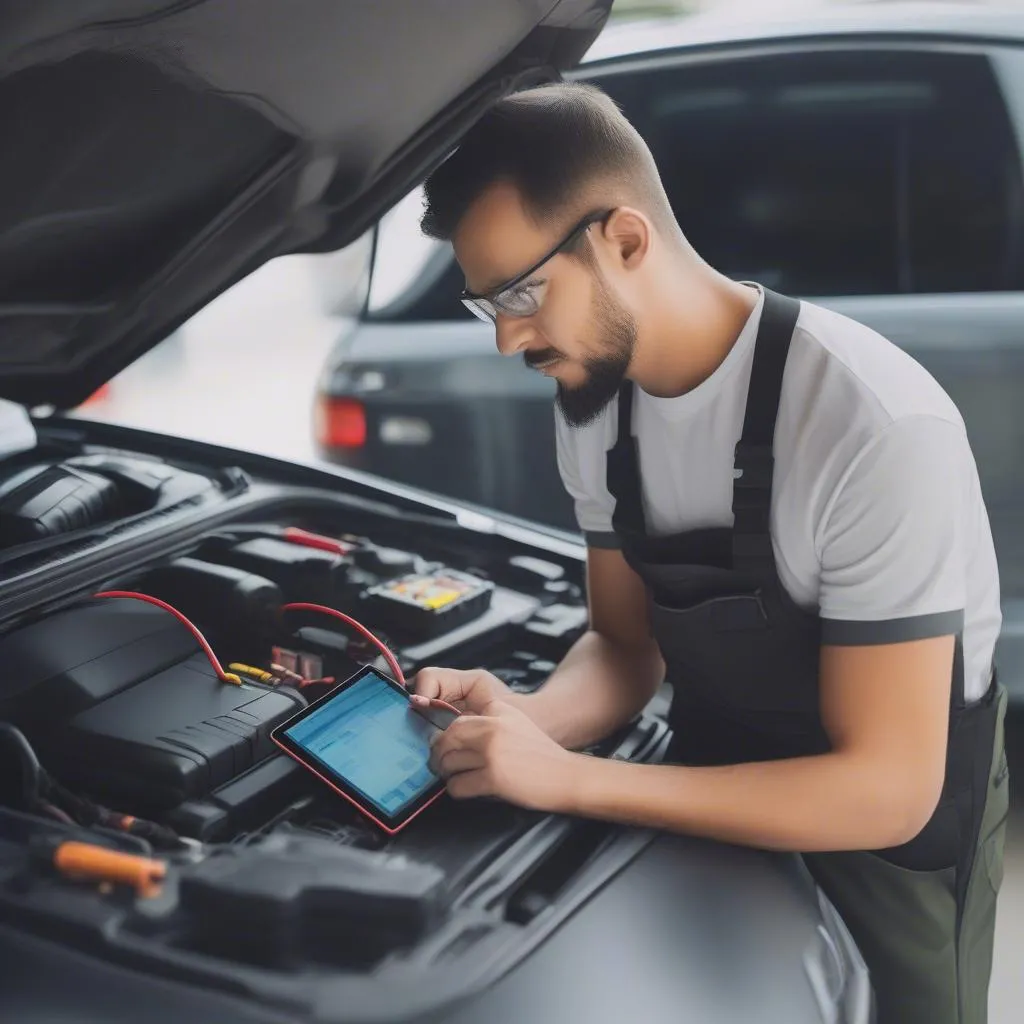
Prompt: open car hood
<box><xmin>0</xmin><ymin>0</ymin><xmax>611</xmax><ymax>410</ymax></box>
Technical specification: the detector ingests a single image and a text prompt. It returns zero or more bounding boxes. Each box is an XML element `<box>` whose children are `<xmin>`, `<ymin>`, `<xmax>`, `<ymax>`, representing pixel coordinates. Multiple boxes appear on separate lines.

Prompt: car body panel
<box><xmin>0</xmin><ymin>829</ymin><xmax>862</xmax><ymax>1024</ymax></box>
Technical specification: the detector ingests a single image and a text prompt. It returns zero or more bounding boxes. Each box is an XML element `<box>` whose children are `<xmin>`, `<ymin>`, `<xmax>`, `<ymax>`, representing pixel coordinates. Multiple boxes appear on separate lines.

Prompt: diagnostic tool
<box><xmin>271</xmin><ymin>667</ymin><xmax>456</xmax><ymax>834</ymax></box>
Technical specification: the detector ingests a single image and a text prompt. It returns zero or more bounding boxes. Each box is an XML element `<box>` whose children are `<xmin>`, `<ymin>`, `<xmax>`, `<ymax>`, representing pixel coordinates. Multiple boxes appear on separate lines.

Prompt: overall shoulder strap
<box><xmin>607</xmin><ymin>381</ymin><xmax>646</xmax><ymax>536</ymax></box>
<box><xmin>732</xmin><ymin>288</ymin><xmax>801</xmax><ymax>574</ymax></box>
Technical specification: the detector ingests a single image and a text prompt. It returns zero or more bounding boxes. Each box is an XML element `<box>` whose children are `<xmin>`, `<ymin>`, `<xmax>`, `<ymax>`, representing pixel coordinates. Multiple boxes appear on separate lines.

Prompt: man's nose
<box><xmin>494</xmin><ymin>314</ymin><xmax>534</xmax><ymax>357</ymax></box>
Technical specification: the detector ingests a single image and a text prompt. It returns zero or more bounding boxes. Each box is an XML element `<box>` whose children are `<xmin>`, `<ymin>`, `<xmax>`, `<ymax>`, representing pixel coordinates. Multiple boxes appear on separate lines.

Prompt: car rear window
<box><xmin>602</xmin><ymin>47</ymin><xmax>1024</xmax><ymax>297</ymax></box>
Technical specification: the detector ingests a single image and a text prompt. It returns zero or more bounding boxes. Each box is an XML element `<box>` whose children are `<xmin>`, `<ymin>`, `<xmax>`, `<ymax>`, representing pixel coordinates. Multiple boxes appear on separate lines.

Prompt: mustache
<box><xmin>523</xmin><ymin>347</ymin><xmax>562</xmax><ymax>369</ymax></box>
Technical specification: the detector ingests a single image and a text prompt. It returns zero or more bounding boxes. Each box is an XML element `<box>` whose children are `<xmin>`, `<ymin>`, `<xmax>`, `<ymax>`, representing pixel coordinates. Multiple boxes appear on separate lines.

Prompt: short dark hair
<box><xmin>420</xmin><ymin>81</ymin><xmax>677</xmax><ymax>244</ymax></box>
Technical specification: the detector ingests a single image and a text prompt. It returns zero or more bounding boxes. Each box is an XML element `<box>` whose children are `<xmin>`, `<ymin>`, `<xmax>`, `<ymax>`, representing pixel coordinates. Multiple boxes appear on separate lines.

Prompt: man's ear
<box><xmin>602</xmin><ymin>206</ymin><xmax>651</xmax><ymax>270</ymax></box>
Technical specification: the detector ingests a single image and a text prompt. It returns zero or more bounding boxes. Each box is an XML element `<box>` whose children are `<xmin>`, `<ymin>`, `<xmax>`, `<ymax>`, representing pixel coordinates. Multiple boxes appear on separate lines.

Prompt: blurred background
<box><xmin>72</xmin><ymin>2</ymin><xmax>1024</xmax><ymax>1017</ymax></box>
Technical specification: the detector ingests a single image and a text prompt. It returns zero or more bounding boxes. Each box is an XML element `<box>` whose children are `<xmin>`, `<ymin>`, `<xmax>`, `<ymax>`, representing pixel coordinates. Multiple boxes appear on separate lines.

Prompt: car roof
<box><xmin>584</xmin><ymin>1</ymin><xmax>1024</xmax><ymax>65</ymax></box>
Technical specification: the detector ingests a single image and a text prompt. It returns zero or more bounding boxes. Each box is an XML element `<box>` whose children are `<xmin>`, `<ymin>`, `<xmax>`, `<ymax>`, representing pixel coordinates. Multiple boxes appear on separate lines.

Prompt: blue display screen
<box><xmin>283</xmin><ymin>671</ymin><xmax>440</xmax><ymax>817</ymax></box>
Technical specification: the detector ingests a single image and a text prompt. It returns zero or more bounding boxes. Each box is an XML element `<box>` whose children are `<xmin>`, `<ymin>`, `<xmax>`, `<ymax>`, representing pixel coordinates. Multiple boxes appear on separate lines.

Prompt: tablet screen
<box><xmin>279</xmin><ymin>669</ymin><xmax>442</xmax><ymax>820</ymax></box>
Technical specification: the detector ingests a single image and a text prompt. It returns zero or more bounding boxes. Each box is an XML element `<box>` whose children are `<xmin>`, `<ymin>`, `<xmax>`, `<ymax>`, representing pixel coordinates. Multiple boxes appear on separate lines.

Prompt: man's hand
<box><xmin>428</xmin><ymin>699</ymin><xmax>579</xmax><ymax>811</ymax></box>
<box><xmin>410</xmin><ymin>666</ymin><xmax>515</xmax><ymax>715</ymax></box>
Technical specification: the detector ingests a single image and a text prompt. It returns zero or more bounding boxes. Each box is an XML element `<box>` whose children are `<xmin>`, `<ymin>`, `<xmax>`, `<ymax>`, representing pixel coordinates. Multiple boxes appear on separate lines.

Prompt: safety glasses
<box><xmin>460</xmin><ymin>209</ymin><xmax>613</xmax><ymax>324</ymax></box>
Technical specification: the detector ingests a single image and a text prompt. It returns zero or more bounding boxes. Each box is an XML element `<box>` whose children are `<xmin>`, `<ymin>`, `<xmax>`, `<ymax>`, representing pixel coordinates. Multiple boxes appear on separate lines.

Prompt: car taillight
<box><xmin>79</xmin><ymin>383</ymin><xmax>112</xmax><ymax>407</ymax></box>
<box><xmin>316</xmin><ymin>395</ymin><xmax>367</xmax><ymax>448</ymax></box>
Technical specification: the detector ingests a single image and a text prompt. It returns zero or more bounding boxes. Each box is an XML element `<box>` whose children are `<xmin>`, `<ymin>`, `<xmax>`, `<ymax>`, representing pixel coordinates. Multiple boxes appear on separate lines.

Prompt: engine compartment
<box><xmin>0</xmin><ymin>519</ymin><xmax>595</xmax><ymax>825</ymax></box>
<box><xmin>0</xmin><ymin>459</ymin><xmax>670</xmax><ymax>1022</ymax></box>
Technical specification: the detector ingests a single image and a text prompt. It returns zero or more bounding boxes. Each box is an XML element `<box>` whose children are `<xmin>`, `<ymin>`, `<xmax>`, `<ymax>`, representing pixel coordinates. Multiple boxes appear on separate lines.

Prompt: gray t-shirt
<box><xmin>555</xmin><ymin>287</ymin><xmax>1001</xmax><ymax>703</ymax></box>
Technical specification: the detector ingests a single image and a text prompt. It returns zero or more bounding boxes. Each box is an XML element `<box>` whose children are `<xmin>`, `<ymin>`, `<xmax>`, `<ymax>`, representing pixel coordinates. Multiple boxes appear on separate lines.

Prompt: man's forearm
<box><xmin>516</xmin><ymin>630</ymin><xmax>664</xmax><ymax>750</ymax></box>
<box><xmin>561</xmin><ymin>751</ymin><xmax>936</xmax><ymax>853</ymax></box>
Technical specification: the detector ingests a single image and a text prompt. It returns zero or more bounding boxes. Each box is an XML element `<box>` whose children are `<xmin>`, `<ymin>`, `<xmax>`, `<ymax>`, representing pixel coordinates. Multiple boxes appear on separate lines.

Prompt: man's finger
<box><xmin>411</xmin><ymin>666</ymin><xmax>449</xmax><ymax>700</ymax></box>
<box><xmin>433</xmin><ymin>747</ymin><xmax>485</xmax><ymax>777</ymax></box>
<box><xmin>430</xmin><ymin>714</ymin><xmax>491</xmax><ymax>757</ymax></box>
<box><xmin>457</xmin><ymin>687</ymin><xmax>495</xmax><ymax>715</ymax></box>
<box><xmin>412</xmin><ymin>666</ymin><xmax>485</xmax><ymax>708</ymax></box>
<box><xmin>446</xmin><ymin>768</ymin><xmax>493</xmax><ymax>800</ymax></box>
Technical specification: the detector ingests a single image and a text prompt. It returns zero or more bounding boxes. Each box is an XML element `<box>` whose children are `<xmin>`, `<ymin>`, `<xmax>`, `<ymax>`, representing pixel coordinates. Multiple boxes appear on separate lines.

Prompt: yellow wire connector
<box><xmin>228</xmin><ymin>663</ymin><xmax>276</xmax><ymax>684</ymax></box>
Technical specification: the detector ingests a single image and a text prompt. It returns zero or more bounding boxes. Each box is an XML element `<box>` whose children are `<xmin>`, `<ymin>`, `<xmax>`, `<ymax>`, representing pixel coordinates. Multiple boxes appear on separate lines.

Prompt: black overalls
<box><xmin>605</xmin><ymin>289</ymin><xmax>1009</xmax><ymax>1023</ymax></box>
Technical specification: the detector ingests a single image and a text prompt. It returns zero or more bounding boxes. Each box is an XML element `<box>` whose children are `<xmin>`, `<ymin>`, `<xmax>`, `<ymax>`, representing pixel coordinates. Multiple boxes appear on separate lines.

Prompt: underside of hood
<box><xmin>0</xmin><ymin>0</ymin><xmax>611</xmax><ymax>409</ymax></box>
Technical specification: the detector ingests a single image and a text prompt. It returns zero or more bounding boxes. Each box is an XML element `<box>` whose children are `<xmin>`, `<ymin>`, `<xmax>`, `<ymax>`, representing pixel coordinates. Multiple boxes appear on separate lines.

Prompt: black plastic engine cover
<box><xmin>0</xmin><ymin>598</ymin><xmax>300</xmax><ymax>812</ymax></box>
<box><xmin>0</xmin><ymin>599</ymin><xmax>198</xmax><ymax>730</ymax></box>
<box><xmin>49</xmin><ymin>656</ymin><xmax>300</xmax><ymax>811</ymax></box>
<box><xmin>0</xmin><ymin>463</ymin><xmax>121</xmax><ymax>544</ymax></box>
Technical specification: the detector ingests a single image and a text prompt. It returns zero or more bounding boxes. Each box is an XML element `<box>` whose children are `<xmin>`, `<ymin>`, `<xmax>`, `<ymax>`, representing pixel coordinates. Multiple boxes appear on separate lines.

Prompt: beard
<box><xmin>554</xmin><ymin>275</ymin><xmax>637</xmax><ymax>429</ymax></box>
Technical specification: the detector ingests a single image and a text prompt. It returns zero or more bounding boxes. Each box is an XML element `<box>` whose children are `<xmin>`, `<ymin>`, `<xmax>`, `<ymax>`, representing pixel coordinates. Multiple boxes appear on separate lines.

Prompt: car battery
<box><xmin>362</xmin><ymin>568</ymin><xmax>494</xmax><ymax>641</ymax></box>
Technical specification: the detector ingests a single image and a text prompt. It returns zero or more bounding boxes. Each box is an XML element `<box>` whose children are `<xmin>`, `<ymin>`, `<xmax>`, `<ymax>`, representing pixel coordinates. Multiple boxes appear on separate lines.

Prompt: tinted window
<box><xmin>600</xmin><ymin>48</ymin><xmax>1023</xmax><ymax>296</ymax></box>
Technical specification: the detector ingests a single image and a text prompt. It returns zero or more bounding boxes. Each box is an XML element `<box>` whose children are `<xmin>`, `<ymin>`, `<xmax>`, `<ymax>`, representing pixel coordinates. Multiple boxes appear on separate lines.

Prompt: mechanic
<box><xmin>408</xmin><ymin>83</ymin><xmax>1007</xmax><ymax>1024</ymax></box>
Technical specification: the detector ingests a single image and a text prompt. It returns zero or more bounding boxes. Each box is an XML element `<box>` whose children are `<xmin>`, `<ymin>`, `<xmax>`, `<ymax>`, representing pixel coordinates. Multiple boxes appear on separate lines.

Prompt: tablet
<box><xmin>271</xmin><ymin>666</ymin><xmax>457</xmax><ymax>834</ymax></box>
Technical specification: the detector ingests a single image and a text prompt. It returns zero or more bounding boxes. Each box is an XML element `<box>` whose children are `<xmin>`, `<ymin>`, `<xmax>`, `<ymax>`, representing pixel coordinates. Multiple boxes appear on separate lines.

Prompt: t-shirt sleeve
<box><xmin>817</xmin><ymin>415</ymin><xmax>969</xmax><ymax>645</ymax></box>
<box><xmin>554</xmin><ymin>406</ymin><xmax>620</xmax><ymax>549</ymax></box>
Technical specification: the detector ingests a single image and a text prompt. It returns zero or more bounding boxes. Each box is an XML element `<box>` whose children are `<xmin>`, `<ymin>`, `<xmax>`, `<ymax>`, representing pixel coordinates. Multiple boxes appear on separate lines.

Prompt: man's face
<box><xmin>453</xmin><ymin>183</ymin><xmax>636</xmax><ymax>427</ymax></box>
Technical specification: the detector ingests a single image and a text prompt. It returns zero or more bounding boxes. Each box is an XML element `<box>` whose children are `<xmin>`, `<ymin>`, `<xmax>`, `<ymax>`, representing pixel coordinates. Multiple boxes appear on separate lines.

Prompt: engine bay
<box><xmin>0</xmin><ymin>524</ymin><xmax>574</xmax><ymax>825</ymax></box>
<box><xmin>0</xmin><ymin>436</ymin><xmax>670</xmax><ymax>1022</ymax></box>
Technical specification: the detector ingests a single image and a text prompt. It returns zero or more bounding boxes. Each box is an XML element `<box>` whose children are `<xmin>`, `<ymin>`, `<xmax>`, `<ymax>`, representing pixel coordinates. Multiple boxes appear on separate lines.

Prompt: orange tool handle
<box><xmin>53</xmin><ymin>841</ymin><xmax>167</xmax><ymax>898</ymax></box>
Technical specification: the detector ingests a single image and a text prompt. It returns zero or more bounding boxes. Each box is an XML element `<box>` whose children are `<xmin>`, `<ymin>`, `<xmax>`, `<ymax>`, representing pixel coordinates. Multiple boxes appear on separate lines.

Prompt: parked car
<box><xmin>316</xmin><ymin>0</ymin><xmax>1024</xmax><ymax>706</ymax></box>
<box><xmin>0</xmin><ymin>2</ymin><xmax>870</xmax><ymax>1022</ymax></box>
